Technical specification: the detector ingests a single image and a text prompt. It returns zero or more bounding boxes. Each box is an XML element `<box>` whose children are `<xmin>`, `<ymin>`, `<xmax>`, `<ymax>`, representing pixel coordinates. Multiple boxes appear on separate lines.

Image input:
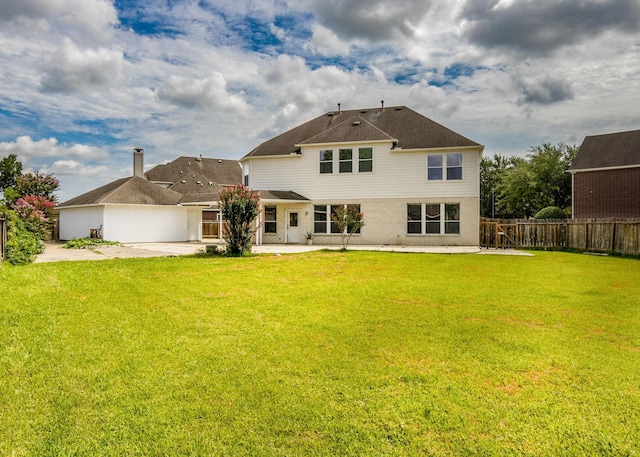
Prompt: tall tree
<box><xmin>0</xmin><ymin>154</ymin><xmax>23</xmax><ymax>193</ymax></box>
<box><xmin>485</xmin><ymin>142</ymin><xmax>577</xmax><ymax>219</ymax></box>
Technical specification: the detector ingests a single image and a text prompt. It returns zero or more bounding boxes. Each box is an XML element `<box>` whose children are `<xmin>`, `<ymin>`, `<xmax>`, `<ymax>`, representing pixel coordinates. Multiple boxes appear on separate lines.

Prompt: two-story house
<box><xmin>242</xmin><ymin>105</ymin><xmax>484</xmax><ymax>246</ymax></box>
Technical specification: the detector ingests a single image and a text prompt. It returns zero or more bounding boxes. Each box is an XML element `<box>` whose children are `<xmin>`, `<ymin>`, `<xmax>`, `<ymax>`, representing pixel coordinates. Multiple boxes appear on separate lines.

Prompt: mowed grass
<box><xmin>1</xmin><ymin>251</ymin><xmax>639</xmax><ymax>456</ymax></box>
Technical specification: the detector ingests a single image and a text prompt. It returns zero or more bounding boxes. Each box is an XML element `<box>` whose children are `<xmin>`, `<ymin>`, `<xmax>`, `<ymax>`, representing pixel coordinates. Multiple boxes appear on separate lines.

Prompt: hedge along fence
<box><xmin>480</xmin><ymin>218</ymin><xmax>640</xmax><ymax>255</ymax></box>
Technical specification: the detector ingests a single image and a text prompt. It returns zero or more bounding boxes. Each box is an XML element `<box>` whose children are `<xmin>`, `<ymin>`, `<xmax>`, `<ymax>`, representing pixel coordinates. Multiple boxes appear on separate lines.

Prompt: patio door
<box><xmin>286</xmin><ymin>211</ymin><xmax>300</xmax><ymax>243</ymax></box>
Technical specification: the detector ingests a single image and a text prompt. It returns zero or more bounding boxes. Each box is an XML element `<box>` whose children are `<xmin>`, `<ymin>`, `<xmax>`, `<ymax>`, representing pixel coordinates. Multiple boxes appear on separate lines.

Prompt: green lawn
<box><xmin>1</xmin><ymin>251</ymin><xmax>639</xmax><ymax>456</ymax></box>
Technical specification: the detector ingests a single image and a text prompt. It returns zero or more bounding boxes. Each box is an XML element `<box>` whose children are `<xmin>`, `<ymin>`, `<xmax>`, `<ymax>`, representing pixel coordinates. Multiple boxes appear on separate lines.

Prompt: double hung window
<box><xmin>320</xmin><ymin>150</ymin><xmax>333</xmax><ymax>174</ymax></box>
<box><xmin>358</xmin><ymin>148</ymin><xmax>373</xmax><ymax>172</ymax></box>
<box><xmin>264</xmin><ymin>206</ymin><xmax>277</xmax><ymax>234</ymax></box>
<box><xmin>339</xmin><ymin>149</ymin><xmax>353</xmax><ymax>173</ymax></box>
<box><xmin>427</xmin><ymin>153</ymin><xmax>463</xmax><ymax>181</ymax></box>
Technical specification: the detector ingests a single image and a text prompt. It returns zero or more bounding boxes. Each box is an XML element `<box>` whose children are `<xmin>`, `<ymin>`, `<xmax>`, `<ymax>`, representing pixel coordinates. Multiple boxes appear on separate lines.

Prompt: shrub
<box><xmin>218</xmin><ymin>185</ymin><xmax>260</xmax><ymax>256</ymax></box>
<box><xmin>62</xmin><ymin>238</ymin><xmax>120</xmax><ymax>249</ymax></box>
<box><xmin>4</xmin><ymin>211</ymin><xmax>44</xmax><ymax>265</ymax></box>
<box><xmin>534</xmin><ymin>206</ymin><xmax>567</xmax><ymax>220</ymax></box>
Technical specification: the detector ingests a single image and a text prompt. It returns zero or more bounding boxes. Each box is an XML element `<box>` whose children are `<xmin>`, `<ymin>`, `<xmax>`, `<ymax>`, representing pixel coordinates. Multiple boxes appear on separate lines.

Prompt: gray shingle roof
<box><xmin>569</xmin><ymin>129</ymin><xmax>640</xmax><ymax>171</ymax></box>
<box><xmin>58</xmin><ymin>176</ymin><xmax>183</xmax><ymax>207</ymax></box>
<box><xmin>243</xmin><ymin>106</ymin><xmax>481</xmax><ymax>158</ymax></box>
<box><xmin>257</xmin><ymin>190</ymin><xmax>309</xmax><ymax>201</ymax></box>
<box><xmin>59</xmin><ymin>155</ymin><xmax>243</xmax><ymax>207</ymax></box>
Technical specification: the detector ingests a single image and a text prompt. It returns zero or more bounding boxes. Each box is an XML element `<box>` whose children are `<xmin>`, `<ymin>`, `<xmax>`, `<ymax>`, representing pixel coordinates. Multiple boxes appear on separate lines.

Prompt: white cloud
<box><xmin>310</xmin><ymin>24</ymin><xmax>352</xmax><ymax>56</ymax></box>
<box><xmin>40</xmin><ymin>38</ymin><xmax>125</xmax><ymax>93</ymax></box>
<box><xmin>157</xmin><ymin>73</ymin><xmax>250</xmax><ymax>113</ymax></box>
<box><xmin>38</xmin><ymin>160</ymin><xmax>108</xmax><ymax>177</ymax></box>
<box><xmin>0</xmin><ymin>136</ymin><xmax>107</xmax><ymax>165</ymax></box>
<box><xmin>0</xmin><ymin>0</ymin><xmax>117</xmax><ymax>43</ymax></box>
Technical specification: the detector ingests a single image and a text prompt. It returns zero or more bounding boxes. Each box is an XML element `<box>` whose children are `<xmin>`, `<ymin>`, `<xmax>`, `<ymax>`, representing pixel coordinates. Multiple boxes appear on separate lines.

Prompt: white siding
<box><xmin>59</xmin><ymin>205</ymin><xmax>199</xmax><ymax>243</ymax></box>
<box><xmin>247</xmin><ymin>143</ymin><xmax>481</xmax><ymax>200</ymax></box>
<box><xmin>59</xmin><ymin>206</ymin><xmax>104</xmax><ymax>241</ymax></box>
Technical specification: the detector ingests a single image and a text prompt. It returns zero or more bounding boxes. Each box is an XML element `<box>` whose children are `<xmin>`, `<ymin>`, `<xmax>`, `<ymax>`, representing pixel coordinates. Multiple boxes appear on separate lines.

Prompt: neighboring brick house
<box><xmin>241</xmin><ymin>105</ymin><xmax>484</xmax><ymax>246</ymax></box>
<box><xmin>568</xmin><ymin>130</ymin><xmax>640</xmax><ymax>218</ymax></box>
<box><xmin>58</xmin><ymin>150</ymin><xmax>242</xmax><ymax>242</ymax></box>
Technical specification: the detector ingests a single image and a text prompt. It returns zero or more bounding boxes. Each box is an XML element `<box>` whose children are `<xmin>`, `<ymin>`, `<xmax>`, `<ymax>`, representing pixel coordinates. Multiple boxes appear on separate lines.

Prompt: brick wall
<box><xmin>573</xmin><ymin>168</ymin><xmax>640</xmax><ymax>218</ymax></box>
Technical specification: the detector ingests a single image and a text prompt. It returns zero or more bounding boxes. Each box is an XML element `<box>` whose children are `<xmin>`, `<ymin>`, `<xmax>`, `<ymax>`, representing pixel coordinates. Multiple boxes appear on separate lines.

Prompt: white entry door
<box><xmin>286</xmin><ymin>211</ymin><xmax>300</xmax><ymax>243</ymax></box>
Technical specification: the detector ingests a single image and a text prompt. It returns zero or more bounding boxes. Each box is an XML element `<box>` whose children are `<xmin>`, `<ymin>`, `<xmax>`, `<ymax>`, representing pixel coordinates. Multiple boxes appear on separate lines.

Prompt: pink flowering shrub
<box><xmin>11</xmin><ymin>195</ymin><xmax>56</xmax><ymax>238</ymax></box>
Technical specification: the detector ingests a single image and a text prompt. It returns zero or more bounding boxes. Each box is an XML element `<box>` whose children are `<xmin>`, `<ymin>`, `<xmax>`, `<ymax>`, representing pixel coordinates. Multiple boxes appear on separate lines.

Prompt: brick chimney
<box><xmin>133</xmin><ymin>147</ymin><xmax>144</xmax><ymax>178</ymax></box>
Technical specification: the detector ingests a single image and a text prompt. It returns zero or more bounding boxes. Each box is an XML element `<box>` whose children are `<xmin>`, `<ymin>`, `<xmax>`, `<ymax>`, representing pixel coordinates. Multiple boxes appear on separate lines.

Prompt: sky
<box><xmin>1</xmin><ymin>0</ymin><xmax>639</xmax><ymax>201</ymax></box>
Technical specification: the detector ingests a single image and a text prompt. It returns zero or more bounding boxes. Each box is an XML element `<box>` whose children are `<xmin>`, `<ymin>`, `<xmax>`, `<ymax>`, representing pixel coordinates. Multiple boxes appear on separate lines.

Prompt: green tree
<box><xmin>330</xmin><ymin>205</ymin><xmax>365</xmax><ymax>250</ymax></box>
<box><xmin>0</xmin><ymin>154</ymin><xmax>23</xmax><ymax>194</ymax></box>
<box><xmin>490</xmin><ymin>142</ymin><xmax>577</xmax><ymax>219</ymax></box>
<box><xmin>219</xmin><ymin>185</ymin><xmax>260</xmax><ymax>256</ymax></box>
<box><xmin>480</xmin><ymin>154</ymin><xmax>517</xmax><ymax>218</ymax></box>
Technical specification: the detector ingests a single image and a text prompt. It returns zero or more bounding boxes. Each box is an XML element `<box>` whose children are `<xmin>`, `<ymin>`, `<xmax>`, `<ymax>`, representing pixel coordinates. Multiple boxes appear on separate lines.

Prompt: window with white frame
<box><xmin>314</xmin><ymin>204</ymin><xmax>361</xmax><ymax>234</ymax></box>
<box><xmin>242</xmin><ymin>163</ymin><xmax>249</xmax><ymax>186</ymax></box>
<box><xmin>320</xmin><ymin>150</ymin><xmax>333</xmax><ymax>174</ymax></box>
<box><xmin>339</xmin><ymin>149</ymin><xmax>353</xmax><ymax>173</ymax></box>
<box><xmin>406</xmin><ymin>203</ymin><xmax>460</xmax><ymax>235</ymax></box>
<box><xmin>427</xmin><ymin>153</ymin><xmax>463</xmax><ymax>181</ymax></box>
<box><xmin>264</xmin><ymin>206</ymin><xmax>277</xmax><ymax>234</ymax></box>
<box><xmin>359</xmin><ymin>147</ymin><xmax>373</xmax><ymax>172</ymax></box>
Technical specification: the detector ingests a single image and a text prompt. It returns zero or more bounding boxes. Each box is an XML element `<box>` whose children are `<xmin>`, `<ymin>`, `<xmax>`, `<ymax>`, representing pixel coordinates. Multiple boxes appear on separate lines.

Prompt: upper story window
<box><xmin>319</xmin><ymin>146</ymin><xmax>374</xmax><ymax>174</ymax></box>
<box><xmin>427</xmin><ymin>153</ymin><xmax>463</xmax><ymax>181</ymax></box>
<box><xmin>242</xmin><ymin>163</ymin><xmax>249</xmax><ymax>186</ymax></box>
<box><xmin>339</xmin><ymin>149</ymin><xmax>353</xmax><ymax>173</ymax></box>
<box><xmin>359</xmin><ymin>147</ymin><xmax>373</xmax><ymax>172</ymax></box>
<box><xmin>319</xmin><ymin>150</ymin><xmax>333</xmax><ymax>174</ymax></box>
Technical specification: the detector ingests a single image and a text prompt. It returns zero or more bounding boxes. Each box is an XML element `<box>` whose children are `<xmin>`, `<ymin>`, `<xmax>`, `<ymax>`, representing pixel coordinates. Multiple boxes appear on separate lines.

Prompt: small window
<box><xmin>447</xmin><ymin>154</ymin><xmax>463</xmax><ymax>180</ymax></box>
<box><xmin>339</xmin><ymin>149</ymin><xmax>353</xmax><ymax>173</ymax></box>
<box><xmin>314</xmin><ymin>205</ymin><xmax>327</xmax><ymax>233</ymax></box>
<box><xmin>320</xmin><ymin>150</ymin><xmax>333</xmax><ymax>174</ymax></box>
<box><xmin>264</xmin><ymin>206</ymin><xmax>277</xmax><ymax>234</ymax></box>
<box><xmin>427</xmin><ymin>155</ymin><xmax>443</xmax><ymax>180</ymax></box>
<box><xmin>359</xmin><ymin>147</ymin><xmax>373</xmax><ymax>172</ymax></box>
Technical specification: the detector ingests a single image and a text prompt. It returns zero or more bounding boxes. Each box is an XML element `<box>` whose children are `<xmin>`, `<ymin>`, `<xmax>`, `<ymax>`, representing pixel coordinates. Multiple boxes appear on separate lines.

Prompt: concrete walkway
<box><xmin>34</xmin><ymin>241</ymin><xmax>531</xmax><ymax>263</ymax></box>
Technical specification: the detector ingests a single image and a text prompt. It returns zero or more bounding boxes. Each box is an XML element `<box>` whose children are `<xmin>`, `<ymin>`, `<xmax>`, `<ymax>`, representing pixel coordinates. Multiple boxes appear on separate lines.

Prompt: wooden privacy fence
<box><xmin>480</xmin><ymin>218</ymin><xmax>640</xmax><ymax>255</ymax></box>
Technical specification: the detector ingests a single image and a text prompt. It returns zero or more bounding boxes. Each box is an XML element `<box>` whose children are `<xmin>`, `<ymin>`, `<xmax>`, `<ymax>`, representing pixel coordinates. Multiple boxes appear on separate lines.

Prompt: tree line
<box><xmin>480</xmin><ymin>142</ymin><xmax>577</xmax><ymax>219</ymax></box>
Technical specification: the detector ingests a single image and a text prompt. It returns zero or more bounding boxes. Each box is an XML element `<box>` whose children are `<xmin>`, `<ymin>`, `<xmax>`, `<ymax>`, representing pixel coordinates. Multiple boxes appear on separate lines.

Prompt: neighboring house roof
<box><xmin>243</xmin><ymin>105</ymin><xmax>481</xmax><ymax>158</ymax></box>
<box><xmin>59</xmin><ymin>155</ymin><xmax>243</xmax><ymax>207</ymax></box>
<box><xmin>569</xmin><ymin>129</ymin><xmax>640</xmax><ymax>171</ymax></box>
<box><xmin>58</xmin><ymin>176</ymin><xmax>183</xmax><ymax>207</ymax></box>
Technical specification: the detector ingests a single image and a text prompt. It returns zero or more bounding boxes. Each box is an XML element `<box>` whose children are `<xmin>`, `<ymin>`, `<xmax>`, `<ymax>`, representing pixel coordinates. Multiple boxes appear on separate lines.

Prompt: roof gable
<box><xmin>570</xmin><ymin>129</ymin><xmax>640</xmax><ymax>171</ymax></box>
<box><xmin>243</xmin><ymin>106</ymin><xmax>481</xmax><ymax>158</ymax></box>
<box><xmin>299</xmin><ymin>115</ymin><xmax>395</xmax><ymax>145</ymax></box>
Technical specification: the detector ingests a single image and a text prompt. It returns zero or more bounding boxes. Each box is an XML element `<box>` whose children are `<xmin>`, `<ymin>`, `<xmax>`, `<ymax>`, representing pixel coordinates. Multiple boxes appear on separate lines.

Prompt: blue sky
<box><xmin>1</xmin><ymin>0</ymin><xmax>639</xmax><ymax>200</ymax></box>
